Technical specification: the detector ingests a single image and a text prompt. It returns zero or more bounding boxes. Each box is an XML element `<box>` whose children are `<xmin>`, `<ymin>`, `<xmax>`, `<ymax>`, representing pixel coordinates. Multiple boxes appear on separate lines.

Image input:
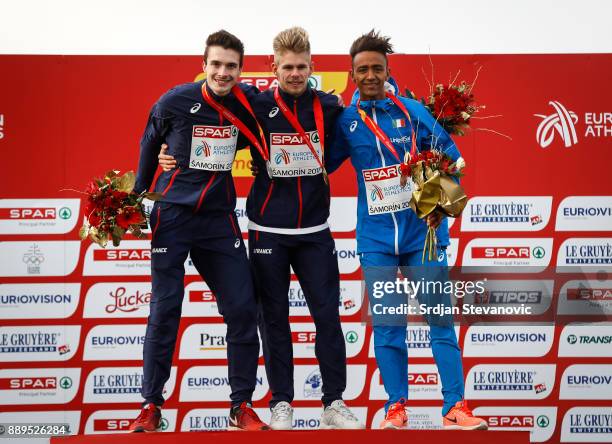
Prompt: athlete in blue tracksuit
<box><xmin>133</xmin><ymin>78</ymin><xmax>264</xmax><ymax>422</ymax></box>
<box><xmin>247</xmin><ymin>84</ymin><xmax>348</xmax><ymax>410</ymax></box>
<box><xmin>327</xmin><ymin>83</ymin><xmax>464</xmax><ymax>422</ymax></box>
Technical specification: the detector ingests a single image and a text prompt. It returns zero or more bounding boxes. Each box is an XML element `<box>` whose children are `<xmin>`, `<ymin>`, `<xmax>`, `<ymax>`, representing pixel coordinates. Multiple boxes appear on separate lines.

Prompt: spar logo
<box><xmin>471</xmin><ymin>245</ymin><xmax>546</xmax><ymax>260</ymax></box>
<box><xmin>195</xmin><ymin>140</ymin><xmax>212</xmax><ymax>157</ymax></box>
<box><xmin>534</xmin><ymin>101</ymin><xmax>579</xmax><ymax>148</ymax></box>
<box><xmin>473</xmin><ymin>406</ymin><xmax>557</xmax><ymax>442</ymax></box>
<box><xmin>192</xmin><ymin>126</ymin><xmax>237</xmax><ymax>139</ymax></box>
<box><xmin>274</xmin><ymin>148</ymin><xmax>291</xmax><ymax>165</ymax></box>
<box><xmin>370</xmin><ymin>185</ymin><xmax>384</xmax><ymax>201</ymax></box>
<box><xmin>86</xmin><ymin>409</ymin><xmax>176</xmax><ymax>434</ymax></box>
<box><xmin>0</xmin><ymin>376</ymin><xmax>72</xmax><ymax>390</ymax></box>
<box><xmin>0</xmin><ymin>368</ymin><xmax>81</xmax><ymax>405</ymax></box>
<box><xmin>93</xmin><ymin>249</ymin><xmax>151</xmax><ymax>261</ymax></box>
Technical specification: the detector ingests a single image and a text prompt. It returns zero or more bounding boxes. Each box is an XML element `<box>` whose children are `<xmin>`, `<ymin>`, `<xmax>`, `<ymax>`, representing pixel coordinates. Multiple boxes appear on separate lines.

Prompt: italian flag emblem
<box><xmin>392</xmin><ymin>118</ymin><xmax>405</xmax><ymax>128</ymax></box>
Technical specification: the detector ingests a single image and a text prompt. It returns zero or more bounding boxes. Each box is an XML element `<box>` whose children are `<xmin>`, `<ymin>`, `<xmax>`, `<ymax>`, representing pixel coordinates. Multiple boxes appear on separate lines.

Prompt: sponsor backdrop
<box><xmin>1</xmin><ymin>54</ymin><xmax>611</xmax><ymax>443</ymax></box>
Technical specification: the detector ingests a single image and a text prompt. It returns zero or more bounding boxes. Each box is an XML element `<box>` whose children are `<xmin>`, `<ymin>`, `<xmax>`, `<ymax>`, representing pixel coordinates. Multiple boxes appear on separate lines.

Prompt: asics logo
<box><xmin>190</xmin><ymin>103</ymin><xmax>202</xmax><ymax>113</ymax></box>
<box><xmin>350</xmin><ymin>121</ymin><xmax>358</xmax><ymax>132</ymax></box>
<box><xmin>534</xmin><ymin>101</ymin><xmax>578</xmax><ymax>148</ymax></box>
<box><xmin>234</xmin><ymin>239</ymin><xmax>241</xmax><ymax>249</ymax></box>
<box><xmin>269</xmin><ymin>107</ymin><xmax>280</xmax><ymax>118</ymax></box>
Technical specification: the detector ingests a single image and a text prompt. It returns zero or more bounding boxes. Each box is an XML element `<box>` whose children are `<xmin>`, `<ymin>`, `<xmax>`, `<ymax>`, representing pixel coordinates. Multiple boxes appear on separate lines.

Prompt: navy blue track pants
<box><xmin>248</xmin><ymin>228</ymin><xmax>346</xmax><ymax>407</ymax></box>
<box><xmin>142</xmin><ymin>202</ymin><xmax>259</xmax><ymax>406</ymax></box>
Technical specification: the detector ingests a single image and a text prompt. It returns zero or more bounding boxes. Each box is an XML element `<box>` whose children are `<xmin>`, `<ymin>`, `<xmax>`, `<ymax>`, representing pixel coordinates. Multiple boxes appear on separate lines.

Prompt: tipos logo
<box><xmin>534</xmin><ymin>101</ymin><xmax>578</xmax><ymax>148</ymax></box>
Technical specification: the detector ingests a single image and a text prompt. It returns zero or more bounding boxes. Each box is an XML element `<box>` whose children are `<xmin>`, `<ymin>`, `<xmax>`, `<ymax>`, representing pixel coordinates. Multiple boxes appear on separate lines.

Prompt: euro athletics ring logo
<box><xmin>195</xmin><ymin>140</ymin><xmax>212</xmax><ymax>157</ymax></box>
<box><xmin>534</xmin><ymin>101</ymin><xmax>578</xmax><ymax>148</ymax></box>
<box><xmin>274</xmin><ymin>149</ymin><xmax>291</xmax><ymax>165</ymax></box>
<box><xmin>370</xmin><ymin>185</ymin><xmax>384</xmax><ymax>201</ymax></box>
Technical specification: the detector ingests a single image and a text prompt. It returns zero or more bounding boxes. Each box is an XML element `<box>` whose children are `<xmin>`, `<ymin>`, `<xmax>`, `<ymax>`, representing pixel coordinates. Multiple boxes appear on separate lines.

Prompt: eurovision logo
<box><xmin>179</xmin><ymin>366</ymin><xmax>268</xmax><ymax>402</ymax></box>
<box><xmin>560</xmin><ymin>364</ymin><xmax>612</xmax><ymax>400</ymax></box>
<box><xmin>0</xmin><ymin>283</ymin><xmax>80</xmax><ymax>320</ymax></box>
<box><xmin>83</xmin><ymin>324</ymin><xmax>146</xmax><ymax>361</ymax></box>
<box><xmin>463</xmin><ymin>325</ymin><xmax>554</xmax><ymax>358</ymax></box>
<box><xmin>555</xmin><ymin>196</ymin><xmax>612</xmax><ymax>232</ymax></box>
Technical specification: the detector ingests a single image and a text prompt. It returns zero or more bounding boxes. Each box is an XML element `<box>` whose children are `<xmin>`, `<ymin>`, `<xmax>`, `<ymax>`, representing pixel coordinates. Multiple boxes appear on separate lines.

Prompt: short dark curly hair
<box><xmin>349</xmin><ymin>29</ymin><xmax>393</xmax><ymax>63</ymax></box>
<box><xmin>204</xmin><ymin>30</ymin><xmax>245</xmax><ymax>67</ymax></box>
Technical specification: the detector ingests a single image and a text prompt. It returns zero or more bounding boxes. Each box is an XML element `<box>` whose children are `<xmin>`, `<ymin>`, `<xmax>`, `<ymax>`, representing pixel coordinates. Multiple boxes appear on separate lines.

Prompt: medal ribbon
<box><xmin>273</xmin><ymin>87</ymin><xmax>326</xmax><ymax>173</ymax></box>
<box><xmin>357</xmin><ymin>92</ymin><xmax>418</xmax><ymax>161</ymax></box>
<box><xmin>200</xmin><ymin>82</ymin><xmax>269</xmax><ymax>162</ymax></box>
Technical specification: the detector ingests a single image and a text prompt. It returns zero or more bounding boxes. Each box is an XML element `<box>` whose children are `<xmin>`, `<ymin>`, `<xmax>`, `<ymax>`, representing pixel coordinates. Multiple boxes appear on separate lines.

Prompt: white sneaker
<box><xmin>270</xmin><ymin>401</ymin><xmax>293</xmax><ymax>430</ymax></box>
<box><xmin>320</xmin><ymin>400</ymin><xmax>365</xmax><ymax>429</ymax></box>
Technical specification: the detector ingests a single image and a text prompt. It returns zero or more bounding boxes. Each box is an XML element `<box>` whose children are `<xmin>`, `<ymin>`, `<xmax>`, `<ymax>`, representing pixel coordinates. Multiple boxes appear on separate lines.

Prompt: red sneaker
<box><xmin>228</xmin><ymin>402</ymin><xmax>270</xmax><ymax>431</ymax></box>
<box><xmin>379</xmin><ymin>399</ymin><xmax>408</xmax><ymax>429</ymax></box>
<box><xmin>128</xmin><ymin>403</ymin><xmax>162</xmax><ymax>432</ymax></box>
<box><xmin>443</xmin><ymin>400</ymin><xmax>488</xmax><ymax>430</ymax></box>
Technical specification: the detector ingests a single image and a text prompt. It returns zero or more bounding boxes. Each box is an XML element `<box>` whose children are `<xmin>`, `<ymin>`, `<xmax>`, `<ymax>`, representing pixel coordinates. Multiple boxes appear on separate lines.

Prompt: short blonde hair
<box><xmin>273</xmin><ymin>27</ymin><xmax>311</xmax><ymax>61</ymax></box>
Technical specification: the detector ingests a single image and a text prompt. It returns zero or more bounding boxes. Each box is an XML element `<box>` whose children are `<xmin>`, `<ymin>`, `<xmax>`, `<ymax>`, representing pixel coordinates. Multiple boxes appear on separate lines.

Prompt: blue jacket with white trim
<box><xmin>327</xmin><ymin>95</ymin><xmax>460</xmax><ymax>255</ymax></box>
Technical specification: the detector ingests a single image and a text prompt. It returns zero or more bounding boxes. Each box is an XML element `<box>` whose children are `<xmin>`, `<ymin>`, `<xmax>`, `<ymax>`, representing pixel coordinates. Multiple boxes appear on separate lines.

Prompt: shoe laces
<box><xmin>328</xmin><ymin>400</ymin><xmax>359</xmax><ymax>421</ymax></box>
<box><xmin>136</xmin><ymin>404</ymin><xmax>158</xmax><ymax>423</ymax></box>
<box><xmin>240</xmin><ymin>402</ymin><xmax>262</xmax><ymax>423</ymax></box>
<box><xmin>271</xmin><ymin>403</ymin><xmax>292</xmax><ymax>421</ymax></box>
<box><xmin>453</xmin><ymin>400</ymin><xmax>474</xmax><ymax>417</ymax></box>
<box><xmin>386</xmin><ymin>398</ymin><xmax>407</xmax><ymax>419</ymax></box>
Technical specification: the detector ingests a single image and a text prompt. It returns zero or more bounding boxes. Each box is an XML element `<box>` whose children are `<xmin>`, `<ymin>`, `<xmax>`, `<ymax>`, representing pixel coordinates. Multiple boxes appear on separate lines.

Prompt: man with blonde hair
<box><xmin>247</xmin><ymin>26</ymin><xmax>363</xmax><ymax>430</ymax></box>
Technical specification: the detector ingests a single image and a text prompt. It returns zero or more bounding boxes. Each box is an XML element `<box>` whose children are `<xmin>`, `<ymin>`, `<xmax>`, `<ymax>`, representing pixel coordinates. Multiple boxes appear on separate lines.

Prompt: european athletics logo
<box><xmin>534</xmin><ymin>101</ymin><xmax>578</xmax><ymax>148</ymax></box>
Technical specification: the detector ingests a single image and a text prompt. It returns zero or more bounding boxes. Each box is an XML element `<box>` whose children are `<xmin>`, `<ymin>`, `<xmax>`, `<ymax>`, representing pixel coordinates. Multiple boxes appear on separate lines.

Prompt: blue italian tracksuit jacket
<box><xmin>327</xmin><ymin>95</ymin><xmax>460</xmax><ymax>255</ymax></box>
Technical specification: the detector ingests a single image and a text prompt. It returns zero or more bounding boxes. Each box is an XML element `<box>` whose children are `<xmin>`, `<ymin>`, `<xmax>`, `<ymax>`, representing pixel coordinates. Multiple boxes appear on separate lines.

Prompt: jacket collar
<box><xmin>356</xmin><ymin>96</ymin><xmax>394</xmax><ymax>112</ymax></box>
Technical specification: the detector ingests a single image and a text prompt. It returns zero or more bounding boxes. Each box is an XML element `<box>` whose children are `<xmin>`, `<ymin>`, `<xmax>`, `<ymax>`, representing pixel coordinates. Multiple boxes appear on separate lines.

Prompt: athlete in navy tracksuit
<box><xmin>132</xmin><ymin>72</ymin><xmax>268</xmax><ymax>430</ymax></box>
<box><xmin>247</xmin><ymin>84</ymin><xmax>347</xmax><ymax>409</ymax></box>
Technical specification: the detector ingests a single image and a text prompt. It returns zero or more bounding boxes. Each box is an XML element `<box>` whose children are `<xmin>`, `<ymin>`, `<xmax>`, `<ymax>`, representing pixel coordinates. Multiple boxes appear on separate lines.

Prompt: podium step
<box><xmin>52</xmin><ymin>429</ymin><xmax>530</xmax><ymax>444</ymax></box>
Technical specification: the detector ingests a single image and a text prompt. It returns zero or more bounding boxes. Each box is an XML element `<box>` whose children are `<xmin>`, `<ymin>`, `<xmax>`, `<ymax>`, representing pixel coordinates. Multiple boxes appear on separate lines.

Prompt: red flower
<box><xmin>400</xmin><ymin>163</ymin><xmax>411</xmax><ymax>176</ymax></box>
<box><xmin>116</xmin><ymin>207</ymin><xmax>144</xmax><ymax>229</ymax></box>
<box><xmin>88</xmin><ymin>211</ymin><xmax>102</xmax><ymax>227</ymax></box>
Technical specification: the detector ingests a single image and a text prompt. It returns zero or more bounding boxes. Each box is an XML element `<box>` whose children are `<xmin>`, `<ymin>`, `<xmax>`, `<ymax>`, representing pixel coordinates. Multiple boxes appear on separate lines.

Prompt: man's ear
<box><xmin>271</xmin><ymin>59</ymin><xmax>278</xmax><ymax>77</ymax></box>
<box><xmin>350</xmin><ymin>68</ymin><xmax>356</xmax><ymax>84</ymax></box>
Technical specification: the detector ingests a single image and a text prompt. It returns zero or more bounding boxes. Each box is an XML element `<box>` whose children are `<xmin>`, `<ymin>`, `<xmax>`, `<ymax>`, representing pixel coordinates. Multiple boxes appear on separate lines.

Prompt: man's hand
<box><xmin>250</xmin><ymin>162</ymin><xmax>259</xmax><ymax>176</ymax></box>
<box><xmin>427</xmin><ymin>211</ymin><xmax>443</xmax><ymax>229</ymax></box>
<box><xmin>158</xmin><ymin>144</ymin><xmax>177</xmax><ymax>172</ymax></box>
<box><xmin>326</xmin><ymin>88</ymin><xmax>345</xmax><ymax>107</ymax></box>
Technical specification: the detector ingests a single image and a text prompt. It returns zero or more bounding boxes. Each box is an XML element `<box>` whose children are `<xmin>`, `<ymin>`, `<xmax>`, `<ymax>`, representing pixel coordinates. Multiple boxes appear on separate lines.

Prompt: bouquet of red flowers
<box><xmin>407</xmin><ymin>81</ymin><xmax>483</xmax><ymax>137</ymax></box>
<box><xmin>79</xmin><ymin>170</ymin><xmax>161</xmax><ymax>247</ymax></box>
<box><xmin>400</xmin><ymin>150</ymin><xmax>467</xmax><ymax>262</ymax></box>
